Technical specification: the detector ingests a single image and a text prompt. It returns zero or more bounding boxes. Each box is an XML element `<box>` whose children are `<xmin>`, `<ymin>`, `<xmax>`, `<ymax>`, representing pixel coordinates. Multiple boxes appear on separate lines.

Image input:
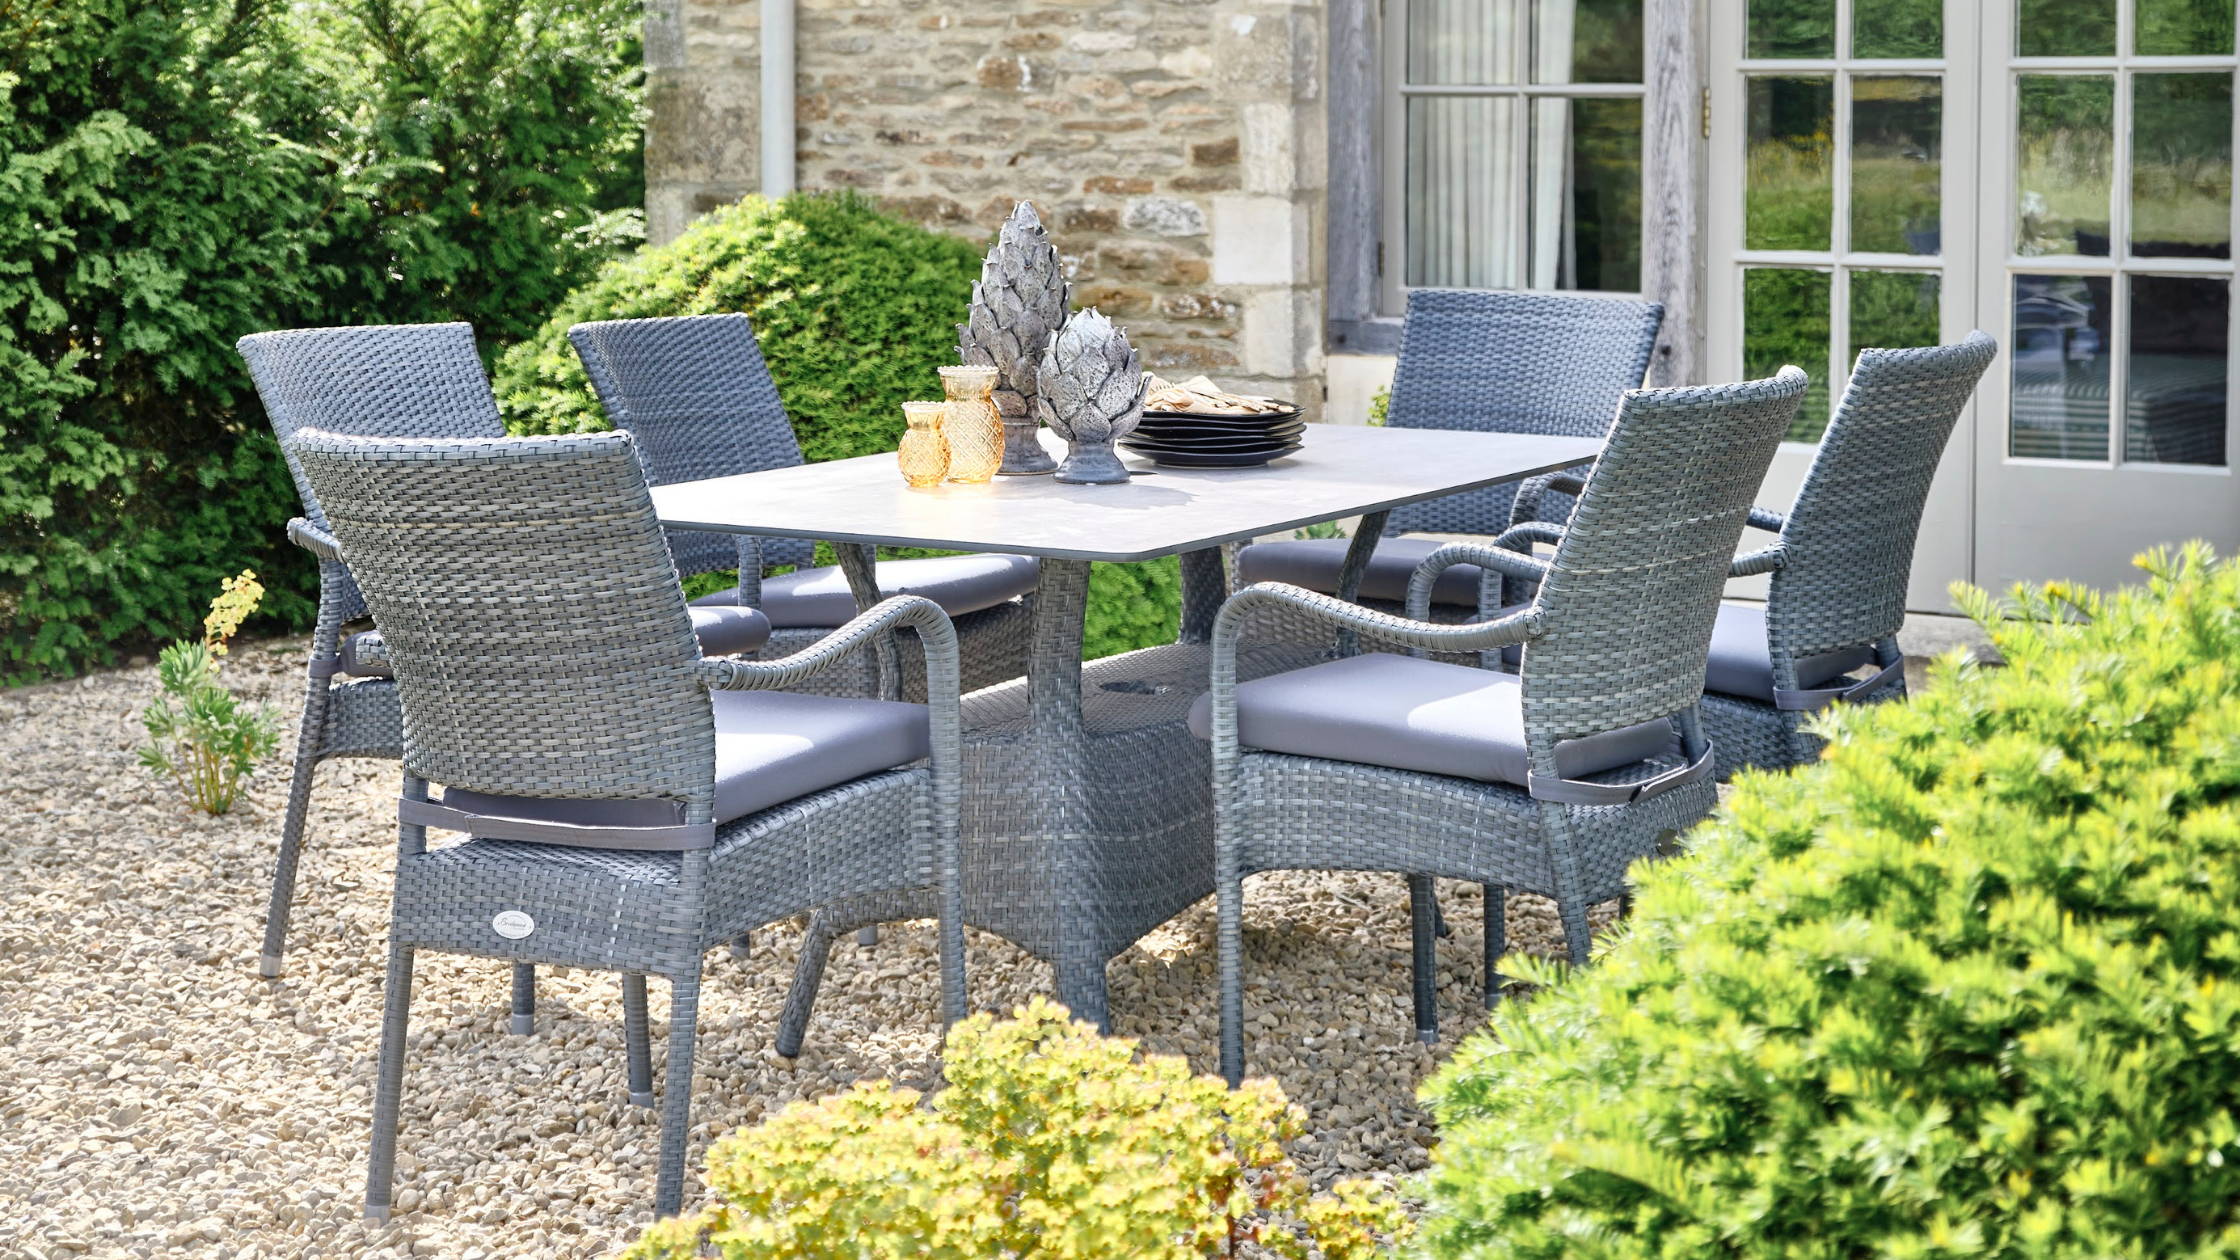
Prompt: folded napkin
<box><xmin>1143</xmin><ymin>374</ymin><xmax>1291</xmax><ymax>416</ymax></box>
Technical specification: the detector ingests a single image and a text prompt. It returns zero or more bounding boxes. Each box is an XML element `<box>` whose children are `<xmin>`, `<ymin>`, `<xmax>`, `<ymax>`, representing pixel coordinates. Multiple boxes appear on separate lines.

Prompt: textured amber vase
<box><xmin>938</xmin><ymin>365</ymin><xmax>1004</xmax><ymax>484</ymax></box>
<box><xmin>897</xmin><ymin>401</ymin><xmax>950</xmax><ymax>488</ymax></box>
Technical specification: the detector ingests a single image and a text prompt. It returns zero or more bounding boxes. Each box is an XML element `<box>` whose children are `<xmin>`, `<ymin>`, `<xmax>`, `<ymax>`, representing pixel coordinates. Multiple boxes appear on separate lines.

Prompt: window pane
<box><xmin>2137</xmin><ymin>0</ymin><xmax>2236</xmax><ymax>56</ymax></box>
<box><xmin>2126</xmin><ymin>276</ymin><xmax>2229</xmax><ymax>466</ymax></box>
<box><xmin>1406</xmin><ymin>96</ymin><xmax>1523</xmax><ymax>288</ymax></box>
<box><xmin>1409</xmin><ymin>0</ymin><xmax>1518</xmax><ymax>85</ymax></box>
<box><xmin>1854</xmin><ymin>0</ymin><xmax>1942</xmax><ymax>59</ymax></box>
<box><xmin>1536</xmin><ymin>0</ymin><xmax>1643</xmax><ymax>84</ymax></box>
<box><xmin>1745</xmin><ymin>268</ymin><xmax>1834</xmax><ymax>440</ymax></box>
<box><xmin>2010</xmin><ymin>274</ymin><xmax>2113</xmax><ymax>460</ymax></box>
<box><xmin>2016</xmin><ymin>0</ymin><xmax>2117</xmax><ymax>56</ymax></box>
<box><xmin>2132</xmin><ymin>74</ymin><xmax>2233</xmax><ymax>261</ymax></box>
<box><xmin>1747</xmin><ymin>76</ymin><xmax>1835</xmax><ymax>251</ymax></box>
<box><xmin>2016</xmin><ymin>75</ymin><xmax>2114</xmax><ymax>258</ymax></box>
<box><xmin>1851</xmin><ymin>77</ymin><xmax>1941</xmax><ymax>255</ymax></box>
<box><xmin>1748</xmin><ymin>0</ymin><xmax>1835</xmax><ymax>58</ymax></box>
<box><xmin>1530</xmin><ymin>97</ymin><xmax>1643</xmax><ymax>290</ymax></box>
<box><xmin>1851</xmin><ymin>270</ymin><xmax>1943</xmax><ymax>366</ymax></box>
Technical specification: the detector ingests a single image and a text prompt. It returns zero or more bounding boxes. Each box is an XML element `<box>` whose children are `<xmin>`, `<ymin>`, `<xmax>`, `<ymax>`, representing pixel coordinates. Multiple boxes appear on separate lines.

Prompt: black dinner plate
<box><xmin>1123</xmin><ymin>435</ymin><xmax>1300</xmax><ymax>455</ymax></box>
<box><xmin>1123</xmin><ymin>443</ymin><xmax>1303</xmax><ymax>468</ymax></box>
<box><xmin>1133</xmin><ymin>418</ymin><xmax>1308</xmax><ymax>442</ymax></box>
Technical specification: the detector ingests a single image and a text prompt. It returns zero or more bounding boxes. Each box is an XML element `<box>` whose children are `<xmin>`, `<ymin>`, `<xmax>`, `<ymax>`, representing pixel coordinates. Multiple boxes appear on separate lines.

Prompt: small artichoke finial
<box><xmin>1036</xmin><ymin>309</ymin><xmax>1149</xmax><ymax>485</ymax></box>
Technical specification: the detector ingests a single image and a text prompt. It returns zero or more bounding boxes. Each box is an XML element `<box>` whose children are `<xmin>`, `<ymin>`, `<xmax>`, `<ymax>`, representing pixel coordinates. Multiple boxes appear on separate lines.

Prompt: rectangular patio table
<box><xmin>651</xmin><ymin>424</ymin><xmax>1600</xmax><ymax>1026</ymax></box>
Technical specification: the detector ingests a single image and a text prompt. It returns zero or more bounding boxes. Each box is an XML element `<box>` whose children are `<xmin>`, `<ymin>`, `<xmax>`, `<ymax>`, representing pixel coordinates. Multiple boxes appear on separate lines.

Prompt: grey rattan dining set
<box><xmin>235</xmin><ymin>291</ymin><xmax>1995</xmax><ymax>1219</ymax></box>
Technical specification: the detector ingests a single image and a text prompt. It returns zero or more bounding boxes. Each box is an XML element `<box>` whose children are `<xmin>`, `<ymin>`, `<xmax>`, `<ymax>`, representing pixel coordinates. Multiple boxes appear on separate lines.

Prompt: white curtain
<box><xmin>1530</xmin><ymin>1</ymin><xmax>1577</xmax><ymax>289</ymax></box>
<box><xmin>1405</xmin><ymin>0</ymin><xmax>1522</xmax><ymax>289</ymax></box>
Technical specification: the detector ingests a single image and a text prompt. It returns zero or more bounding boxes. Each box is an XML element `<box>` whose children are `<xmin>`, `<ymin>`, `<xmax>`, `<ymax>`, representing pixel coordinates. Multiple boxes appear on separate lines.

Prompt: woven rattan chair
<box><xmin>289</xmin><ymin>427</ymin><xmax>963</xmax><ymax>1219</ymax></box>
<box><xmin>1697</xmin><ymin>333</ymin><xmax>1997</xmax><ymax>775</ymax></box>
<box><xmin>1196</xmin><ymin>368</ymin><xmax>1808</xmax><ymax>1085</ymax></box>
<box><xmin>238</xmin><ymin>325</ymin><xmax>769</xmax><ymax>1038</ymax></box>
<box><xmin>568</xmin><ymin>314</ymin><xmax>1037</xmax><ymax>701</ymax></box>
<box><xmin>1234</xmin><ymin>290</ymin><xmax>1663</xmax><ymax>622</ymax></box>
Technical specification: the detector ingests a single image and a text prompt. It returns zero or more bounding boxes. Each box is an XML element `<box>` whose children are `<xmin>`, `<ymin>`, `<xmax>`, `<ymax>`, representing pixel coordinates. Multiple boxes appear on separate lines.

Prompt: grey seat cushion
<box><xmin>1185</xmin><ymin>652</ymin><xmax>1671</xmax><ymax>788</ymax></box>
<box><xmin>337</xmin><ymin>604</ymin><xmax>773</xmax><ymax>679</ymax></box>
<box><xmin>1704</xmin><ymin>604</ymin><xmax>1876</xmax><ymax>704</ymax></box>
<box><xmin>441</xmin><ymin>689</ymin><xmax>929</xmax><ymax>829</ymax></box>
<box><xmin>1235</xmin><ymin>537</ymin><xmax>1486</xmax><ymax>607</ymax></box>
<box><xmin>694</xmin><ymin>553</ymin><xmax>1039</xmax><ymax>629</ymax></box>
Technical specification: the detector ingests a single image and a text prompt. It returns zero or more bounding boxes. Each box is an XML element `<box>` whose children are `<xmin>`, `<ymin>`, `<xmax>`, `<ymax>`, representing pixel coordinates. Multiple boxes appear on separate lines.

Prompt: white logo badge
<box><xmin>491</xmin><ymin>910</ymin><xmax>536</xmax><ymax>940</ymax></box>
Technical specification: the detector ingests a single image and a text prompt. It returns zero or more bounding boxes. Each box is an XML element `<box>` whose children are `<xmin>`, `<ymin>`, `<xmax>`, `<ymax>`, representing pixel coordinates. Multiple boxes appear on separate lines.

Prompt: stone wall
<box><xmin>646</xmin><ymin>0</ymin><xmax>1328</xmax><ymax>414</ymax></box>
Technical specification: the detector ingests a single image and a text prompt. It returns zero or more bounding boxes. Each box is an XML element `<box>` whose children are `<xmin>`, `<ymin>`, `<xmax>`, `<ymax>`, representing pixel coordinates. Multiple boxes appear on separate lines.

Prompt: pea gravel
<box><xmin>1</xmin><ymin>637</ymin><xmax>1614</xmax><ymax>1260</ymax></box>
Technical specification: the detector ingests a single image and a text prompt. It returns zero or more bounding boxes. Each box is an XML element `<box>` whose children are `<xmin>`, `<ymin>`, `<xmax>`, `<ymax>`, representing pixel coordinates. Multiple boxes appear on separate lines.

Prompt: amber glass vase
<box><xmin>897</xmin><ymin>401</ymin><xmax>950</xmax><ymax>488</ymax></box>
<box><xmin>938</xmin><ymin>365</ymin><xmax>1004</xmax><ymax>484</ymax></box>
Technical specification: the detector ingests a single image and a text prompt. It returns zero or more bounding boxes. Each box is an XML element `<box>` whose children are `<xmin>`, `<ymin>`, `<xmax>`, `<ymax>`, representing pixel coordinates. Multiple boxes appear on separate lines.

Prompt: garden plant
<box><xmin>136</xmin><ymin>570</ymin><xmax>279</xmax><ymax>815</ymax></box>
<box><xmin>1420</xmin><ymin>542</ymin><xmax>2240</xmax><ymax>1258</ymax></box>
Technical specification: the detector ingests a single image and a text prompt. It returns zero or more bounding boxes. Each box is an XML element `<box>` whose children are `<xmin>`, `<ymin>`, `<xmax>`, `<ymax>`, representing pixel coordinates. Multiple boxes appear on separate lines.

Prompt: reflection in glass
<box><xmin>1536</xmin><ymin>0</ymin><xmax>1643</xmax><ymax>84</ymax></box>
<box><xmin>2132</xmin><ymin>74</ymin><xmax>2233</xmax><ymax>261</ymax></box>
<box><xmin>1748</xmin><ymin>0</ymin><xmax>1834</xmax><ymax>58</ymax></box>
<box><xmin>2126</xmin><ymin>276</ymin><xmax>2229</xmax><ymax>466</ymax></box>
<box><xmin>2010</xmin><ymin>274</ymin><xmax>2113</xmax><ymax>460</ymax></box>
<box><xmin>2137</xmin><ymin>0</ymin><xmax>2236</xmax><ymax>56</ymax></box>
<box><xmin>1747</xmin><ymin>76</ymin><xmax>1835</xmax><ymax>251</ymax></box>
<box><xmin>1408</xmin><ymin>0</ymin><xmax>1518</xmax><ymax>85</ymax></box>
<box><xmin>1531</xmin><ymin>97</ymin><xmax>1643</xmax><ymax>291</ymax></box>
<box><xmin>2016</xmin><ymin>76</ymin><xmax>2114</xmax><ymax>258</ymax></box>
<box><xmin>1851</xmin><ymin>77</ymin><xmax>1941</xmax><ymax>255</ymax></box>
<box><xmin>1745</xmin><ymin>268</ymin><xmax>1833</xmax><ymax>441</ymax></box>
<box><xmin>1854</xmin><ymin>0</ymin><xmax>1942</xmax><ymax>59</ymax></box>
<box><xmin>1406</xmin><ymin>96</ymin><xmax>1523</xmax><ymax>288</ymax></box>
<box><xmin>2016</xmin><ymin>0</ymin><xmax>2117</xmax><ymax>56</ymax></box>
<box><xmin>1851</xmin><ymin>271</ymin><xmax>1942</xmax><ymax>367</ymax></box>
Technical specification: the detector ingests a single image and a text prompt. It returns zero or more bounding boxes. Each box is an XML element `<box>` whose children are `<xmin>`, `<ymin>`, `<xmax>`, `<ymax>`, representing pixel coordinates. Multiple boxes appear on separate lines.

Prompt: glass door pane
<box><xmin>2010</xmin><ymin>274</ymin><xmax>2115</xmax><ymax>459</ymax></box>
<box><xmin>2125</xmin><ymin>276</ymin><xmax>2230</xmax><ymax>465</ymax></box>
<box><xmin>1747</xmin><ymin>77</ymin><xmax>1836</xmax><ymax>249</ymax></box>
<box><xmin>1851</xmin><ymin>76</ymin><xmax>1942</xmax><ymax>253</ymax></box>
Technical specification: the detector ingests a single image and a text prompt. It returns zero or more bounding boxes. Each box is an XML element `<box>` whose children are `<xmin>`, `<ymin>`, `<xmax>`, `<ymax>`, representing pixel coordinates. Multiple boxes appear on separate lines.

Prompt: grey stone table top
<box><xmin>650</xmin><ymin>425</ymin><xmax>1602</xmax><ymax>562</ymax></box>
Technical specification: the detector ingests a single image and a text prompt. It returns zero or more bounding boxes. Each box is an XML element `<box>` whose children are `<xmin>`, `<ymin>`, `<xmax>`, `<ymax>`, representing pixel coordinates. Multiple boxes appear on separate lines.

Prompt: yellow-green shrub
<box><xmin>629</xmin><ymin>997</ymin><xmax>1410</xmax><ymax>1259</ymax></box>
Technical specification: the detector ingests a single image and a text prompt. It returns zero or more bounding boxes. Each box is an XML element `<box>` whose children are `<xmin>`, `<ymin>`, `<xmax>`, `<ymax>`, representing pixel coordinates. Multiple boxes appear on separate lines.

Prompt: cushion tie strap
<box><xmin>398</xmin><ymin>797</ymin><xmax>716</xmax><ymax>852</ymax></box>
<box><xmin>1773</xmin><ymin>655</ymin><xmax>1906</xmax><ymax>712</ymax></box>
<box><xmin>1528</xmin><ymin>740</ymin><xmax>1716</xmax><ymax>807</ymax></box>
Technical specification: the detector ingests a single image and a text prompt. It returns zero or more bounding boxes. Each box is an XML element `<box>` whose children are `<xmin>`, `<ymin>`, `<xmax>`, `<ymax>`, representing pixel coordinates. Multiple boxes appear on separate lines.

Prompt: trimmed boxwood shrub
<box><xmin>1421</xmin><ymin>542</ymin><xmax>2240</xmax><ymax>1258</ymax></box>
<box><xmin>495</xmin><ymin>191</ymin><xmax>1185</xmax><ymax>661</ymax></box>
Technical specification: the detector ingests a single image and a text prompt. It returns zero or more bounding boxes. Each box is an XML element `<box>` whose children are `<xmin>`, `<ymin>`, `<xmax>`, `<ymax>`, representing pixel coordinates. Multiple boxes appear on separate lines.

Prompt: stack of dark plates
<box><xmin>1121</xmin><ymin>401</ymin><xmax>1305</xmax><ymax>468</ymax></box>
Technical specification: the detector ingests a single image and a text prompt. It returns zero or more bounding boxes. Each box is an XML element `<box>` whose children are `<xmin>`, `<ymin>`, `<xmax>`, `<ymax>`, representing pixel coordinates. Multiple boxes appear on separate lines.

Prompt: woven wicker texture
<box><xmin>1707</xmin><ymin>332</ymin><xmax>1996</xmax><ymax>776</ymax></box>
<box><xmin>236</xmin><ymin>323</ymin><xmax>509</xmax><ymax>979</ymax></box>
<box><xmin>1383</xmin><ymin>289</ymin><xmax>1663</xmax><ymax>537</ymax></box>
<box><xmin>1209</xmin><ymin>369</ymin><xmax>1806</xmax><ymax>1085</ymax></box>
<box><xmin>290</xmin><ymin>428</ymin><xmax>964</xmax><ymax>1219</ymax></box>
<box><xmin>569</xmin><ymin>314</ymin><xmax>1031</xmax><ymax>700</ymax></box>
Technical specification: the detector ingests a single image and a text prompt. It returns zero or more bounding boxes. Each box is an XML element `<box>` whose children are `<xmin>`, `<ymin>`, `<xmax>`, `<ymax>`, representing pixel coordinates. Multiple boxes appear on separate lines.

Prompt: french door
<box><xmin>1710</xmin><ymin>0</ymin><xmax>2237</xmax><ymax>603</ymax></box>
<box><xmin>1706</xmin><ymin>0</ymin><xmax>1979</xmax><ymax>609</ymax></box>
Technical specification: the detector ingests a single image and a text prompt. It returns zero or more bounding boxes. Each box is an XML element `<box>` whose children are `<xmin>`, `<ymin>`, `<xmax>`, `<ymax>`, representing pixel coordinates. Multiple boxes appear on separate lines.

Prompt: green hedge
<box><xmin>1422</xmin><ymin>543</ymin><xmax>2240</xmax><ymax>1258</ymax></box>
<box><xmin>496</xmin><ymin>192</ymin><xmax>1184</xmax><ymax>660</ymax></box>
<box><xmin>0</xmin><ymin>0</ymin><xmax>643</xmax><ymax>683</ymax></box>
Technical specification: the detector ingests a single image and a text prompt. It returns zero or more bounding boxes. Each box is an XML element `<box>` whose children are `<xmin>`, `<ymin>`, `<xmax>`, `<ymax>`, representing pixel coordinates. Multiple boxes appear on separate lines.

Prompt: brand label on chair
<box><xmin>491</xmin><ymin>910</ymin><xmax>536</xmax><ymax>940</ymax></box>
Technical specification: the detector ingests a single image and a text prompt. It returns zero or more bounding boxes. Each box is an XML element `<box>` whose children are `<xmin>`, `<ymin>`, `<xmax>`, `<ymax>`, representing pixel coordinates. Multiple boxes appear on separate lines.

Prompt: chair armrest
<box><xmin>1218</xmin><ymin>581</ymin><xmax>1541</xmax><ymax>663</ymax></box>
<box><xmin>1746</xmin><ymin>505</ymin><xmax>1787</xmax><ymax>534</ymax></box>
<box><xmin>1507</xmin><ymin>470</ymin><xmax>1589</xmax><ymax>528</ymax></box>
<box><xmin>696</xmin><ymin>594</ymin><xmax>961</xmax><ymax>707</ymax></box>
<box><xmin>1405</xmin><ymin>542</ymin><xmax>1551</xmax><ymax>622</ymax></box>
<box><xmin>1730</xmin><ymin>543</ymin><xmax>1789</xmax><ymax>578</ymax></box>
<box><xmin>1491</xmin><ymin>522</ymin><xmax>1565</xmax><ymax>551</ymax></box>
<box><xmin>287</xmin><ymin>518</ymin><xmax>344</xmax><ymax>562</ymax></box>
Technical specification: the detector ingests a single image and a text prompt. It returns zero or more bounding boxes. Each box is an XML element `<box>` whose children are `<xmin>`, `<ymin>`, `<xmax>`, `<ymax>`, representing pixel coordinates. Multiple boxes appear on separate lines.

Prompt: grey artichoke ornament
<box><xmin>1035</xmin><ymin>308</ymin><xmax>1149</xmax><ymax>485</ymax></box>
<box><xmin>957</xmin><ymin>201</ymin><xmax>1069</xmax><ymax>476</ymax></box>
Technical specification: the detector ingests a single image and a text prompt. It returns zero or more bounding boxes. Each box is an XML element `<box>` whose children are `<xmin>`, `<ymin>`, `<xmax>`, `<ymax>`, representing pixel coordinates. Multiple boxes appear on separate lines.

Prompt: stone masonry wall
<box><xmin>646</xmin><ymin>0</ymin><xmax>1328</xmax><ymax>415</ymax></box>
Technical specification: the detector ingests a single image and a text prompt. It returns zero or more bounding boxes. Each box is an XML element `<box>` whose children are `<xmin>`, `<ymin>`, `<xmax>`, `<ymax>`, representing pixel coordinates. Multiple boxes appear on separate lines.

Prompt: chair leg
<box><xmin>1555</xmin><ymin>891</ymin><xmax>1594</xmax><ymax>967</ymax></box>
<box><xmin>622</xmin><ymin>973</ymin><xmax>655</xmax><ymax>1107</ymax></box>
<box><xmin>1483</xmin><ymin>884</ymin><xmax>1508</xmax><ymax>1008</ymax></box>
<box><xmin>857</xmin><ymin>925</ymin><xmax>880</xmax><ymax>946</ymax></box>
<box><xmin>938</xmin><ymin>883</ymin><xmax>967</xmax><ymax>1030</ymax></box>
<box><xmin>260</xmin><ymin>686</ymin><xmax>328</xmax><ymax>978</ymax></box>
<box><xmin>1054</xmin><ymin>953</ymin><xmax>1110</xmax><ymax>1034</ymax></box>
<box><xmin>1407</xmin><ymin>875</ymin><xmax>1438</xmax><ymax>1044</ymax></box>
<box><xmin>775</xmin><ymin>911</ymin><xmax>842</xmax><ymax>1058</ymax></box>
<box><xmin>652</xmin><ymin>967</ymin><xmax>704</xmax><ymax>1218</ymax></box>
<box><xmin>509</xmin><ymin>963</ymin><xmax>535</xmax><ymax>1036</ymax></box>
<box><xmin>728</xmin><ymin>931</ymin><xmax>751</xmax><ymax>962</ymax></box>
<box><xmin>363</xmin><ymin>943</ymin><xmax>415</xmax><ymax>1223</ymax></box>
<box><xmin>1217</xmin><ymin>856</ymin><xmax>1246</xmax><ymax>1088</ymax></box>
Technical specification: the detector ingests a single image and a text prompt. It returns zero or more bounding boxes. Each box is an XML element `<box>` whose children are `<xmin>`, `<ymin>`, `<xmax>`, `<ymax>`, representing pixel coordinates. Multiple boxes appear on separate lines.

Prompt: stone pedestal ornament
<box><xmin>957</xmin><ymin>201</ymin><xmax>1069</xmax><ymax>476</ymax></box>
<box><xmin>1036</xmin><ymin>308</ymin><xmax>1149</xmax><ymax>486</ymax></box>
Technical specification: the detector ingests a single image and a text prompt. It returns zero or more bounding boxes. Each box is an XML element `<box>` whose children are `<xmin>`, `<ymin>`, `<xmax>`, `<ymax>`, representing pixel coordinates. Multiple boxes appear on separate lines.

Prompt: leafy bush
<box><xmin>1419</xmin><ymin>542</ymin><xmax>2240</xmax><ymax>1258</ymax></box>
<box><xmin>137</xmin><ymin>572</ymin><xmax>279</xmax><ymax>814</ymax></box>
<box><xmin>628</xmin><ymin>997</ymin><xmax>1410</xmax><ymax>1259</ymax></box>
<box><xmin>496</xmin><ymin>192</ymin><xmax>1184</xmax><ymax>660</ymax></box>
<box><xmin>0</xmin><ymin>0</ymin><xmax>643</xmax><ymax>683</ymax></box>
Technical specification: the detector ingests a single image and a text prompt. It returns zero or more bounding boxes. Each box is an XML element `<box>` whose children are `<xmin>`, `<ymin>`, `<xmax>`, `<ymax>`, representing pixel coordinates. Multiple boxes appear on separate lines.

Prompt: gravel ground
<box><xmin>0</xmin><ymin>636</ymin><xmax>1615</xmax><ymax>1260</ymax></box>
